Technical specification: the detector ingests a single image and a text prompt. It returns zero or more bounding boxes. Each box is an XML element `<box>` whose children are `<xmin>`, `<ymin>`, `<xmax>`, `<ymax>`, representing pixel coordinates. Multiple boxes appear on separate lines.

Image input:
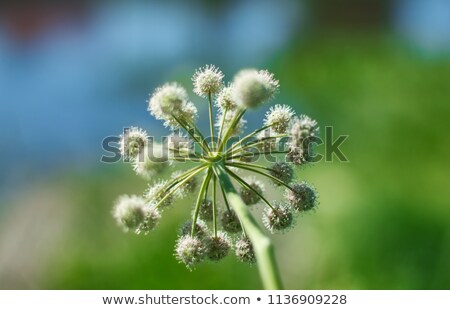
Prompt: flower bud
<box><xmin>136</xmin><ymin>206</ymin><xmax>161</xmax><ymax>235</ymax></box>
<box><xmin>179</xmin><ymin>219</ymin><xmax>209</xmax><ymax>239</ymax></box>
<box><xmin>240</xmin><ymin>177</ymin><xmax>264</xmax><ymax>205</ymax></box>
<box><xmin>285</xmin><ymin>182</ymin><xmax>318</xmax><ymax>212</ymax></box>
<box><xmin>232</xmin><ymin>69</ymin><xmax>279</xmax><ymax>108</ymax></box>
<box><xmin>206</xmin><ymin>231</ymin><xmax>231</xmax><ymax>261</ymax></box>
<box><xmin>221</xmin><ymin>209</ymin><xmax>242</xmax><ymax>233</ymax></box>
<box><xmin>175</xmin><ymin>235</ymin><xmax>206</xmax><ymax>270</ymax></box>
<box><xmin>288</xmin><ymin>115</ymin><xmax>319</xmax><ymax>149</ymax></box>
<box><xmin>235</xmin><ymin>237</ymin><xmax>256</xmax><ymax>264</ymax></box>
<box><xmin>269</xmin><ymin>163</ymin><xmax>294</xmax><ymax>185</ymax></box>
<box><xmin>262</xmin><ymin>202</ymin><xmax>295</xmax><ymax>233</ymax></box>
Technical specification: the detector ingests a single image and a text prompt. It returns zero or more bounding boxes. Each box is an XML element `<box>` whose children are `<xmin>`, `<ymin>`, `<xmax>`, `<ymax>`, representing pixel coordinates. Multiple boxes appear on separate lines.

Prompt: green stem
<box><xmin>212</xmin><ymin>163</ymin><xmax>283</xmax><ymax>290</ymax></box>
<box><xmin>208</xmin><ymin>92</ymin><xmax>215</xmax><ymax>151</ymax></box>
<box><xmin>212</xmin><ymin>174</ymin><xmax>217</xmax><ymax>237</ymax></box>
<box><xmin>226</xmin><ymin>162</ymin><xmax>295</xmax><ymax>191</ymax></box>
<box><xmin>218</xmin><ymin>108</ymin><xmax>246</xmax><ymax>152</ymax></box>
<box><xmin>191</xmin><ymin>168</ymin><xmax>213</xmax><ymax>236</ymax></box>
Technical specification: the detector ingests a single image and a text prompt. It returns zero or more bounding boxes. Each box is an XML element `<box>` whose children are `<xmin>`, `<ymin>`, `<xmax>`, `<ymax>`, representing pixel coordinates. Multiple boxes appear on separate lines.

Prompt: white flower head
<box><xmin>119</xmin><ymin>127</ymin><xmax>149</xmax><ymax>160</ymax></box>
<box><xmin>264</xmin><ymin>104</ymin><xmax>295</xmax><ymax>134</ymax></box>
<box><xmin>205</xmin><ymin>231</ymin><xmax>231</xmax><ymax>261</ymax></box>
<box><xmin>113</xmin><ymin>195</ymin><xmax>146</xmax><ymax>232</ymax></box>
<box><xmin>262</xmin><ymin>202</ymin><xmax>295</xmax><ymax>234</ymax></box>
<box><xmin>175</xmin><ymin>235</ymin><xmax>206</xmax><ymax>270</ymax></box>
<box><xmin>136</xmin><ymin>206</ymin><xmax>161</xmax><ymax>235</ymax></box>
<box><xmin>148</xmin><ymin>83</ymin><xmax>197</xmax><ymax>128</ymax></box>
<box><xmin>192</xmin><ymin>64</ymin><xmax>224</xmax><ymax>97</ymax></box>
<box><xmin>215</xmin><ymin>83</ymin><xmax>237</xmax><ymax>110</ymax></box>
<box><xmin>288</xmin><ymin>114</ymin><xmax>319</xmax><ymax>148</ymax></box>
<box><xmin>232</xmin><ymin>69</ymin><xmax>279</xmax><ymax>108</ymax></box>
<box><xmin>132</xmin><ymin>142</ymin><xmax>170</xmax><ymax>179</ymax></box>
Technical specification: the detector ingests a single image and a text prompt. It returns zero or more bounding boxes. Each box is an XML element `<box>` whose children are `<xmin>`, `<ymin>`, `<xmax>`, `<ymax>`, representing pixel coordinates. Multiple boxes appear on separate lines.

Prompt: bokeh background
<box><xmin>1</xmin><ymin>0</ymin><xmax>449</xmax><ymax>289</ymax></box>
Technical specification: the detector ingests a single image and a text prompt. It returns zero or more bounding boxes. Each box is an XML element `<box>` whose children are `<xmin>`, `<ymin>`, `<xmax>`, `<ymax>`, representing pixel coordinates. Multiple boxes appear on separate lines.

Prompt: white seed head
<box><xmin>215</xmin><ymin>109</ymin><xmax>246</xmax><ymax>137</ymax></box>
<box><xmin>145</xmin><ymin>180</ymin><xmax>173</xmax><ymax>209</ymax></box>
<box><xmin>216</xmin><ymin>84</ymin><xmax>237</xmax><ymax>110</ymax></box>
<box><xmin>113</xmin><ymin>195</ymin><xmax>146</xmax><ymax>232</ymax></box>
<box><xmin>132</xmin><ymin>143</ymin><xmax>169</xmax><ymax>179</ymax></box>
<box><xmin>192</xmin><ymin>64</ymin><xmax>224</xmax><ymax>97</ymax></box>
<box><xmin>171</xmin><ymin>170</ymin><xmax>198</xmax><ymax>198</ymax></box>
<box><xmin>269</xmin><ymin>163</ymin><xmax>294</xmax><ymax>185</ymax></box>
<box><xmin>235</xmin><ymin>237</ymin><xmax>256</xmax><ymax>264</ymax></box>
<box><xmin>289</xmin><ymin>115</ymin><xmax>319</xmax><ymax>148</ymax></box>
<box><xmin>262</xmin><ymin>202</ymin><xmax>295</xmax><ymax>233</ymax></box>
<box><xmin>221</xmin><ymin>209</ymin><xmax>242</xmax><ymax>233</ymax></box>
<box><xmin>240</xmin><ymin>177</ymin><xmax>264</xmax><ymax>205</ymax></box>
<box><xmin>175</xmin><ymin>235</ymin><xmax>206</xmax><ymax>270</ymax></box>
<box><xmin>148</xmin><ymin>83</ymin><xmax>197</xmax><ymax>128</ymax></box>
<box><xmin>179</xmin><ymin>219</ymin><xmax>209</xmax><ymax>239</ymax></box>
<box><xmin>119</xmin><ymin>127</ymin><xmax>148</xmax><ymax>160</ymax></box>
<box><xmin>232</xmin><ymin>69</ymin><xmax>279</xmax><ymax>108</ymax></box>
<box><xmin>136</xmin><ymin>206</ymin><xmax>161</xmax><ymax>235</ymax></box>
<box><xmin>206</xmin><ymin>231</ymin><xmax>231</xmax><ymax>261</ymax></box>
<box><xmin>264</xmin><ymin>104</ymin><xmax>295</xmax><ymax>134</ymax></box>
<box><xmin>285</xmin><ymin>182</ymin><xmax>318</xmax><ymax>212</ymax></box>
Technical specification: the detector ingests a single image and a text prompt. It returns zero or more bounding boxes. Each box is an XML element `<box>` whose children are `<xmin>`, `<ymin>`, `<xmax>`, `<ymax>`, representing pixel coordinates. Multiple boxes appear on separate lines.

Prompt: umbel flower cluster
<box><xmin>113</xmin><ymin>65</ymin><xmax>318</xmax><ymax>271</ymax></box>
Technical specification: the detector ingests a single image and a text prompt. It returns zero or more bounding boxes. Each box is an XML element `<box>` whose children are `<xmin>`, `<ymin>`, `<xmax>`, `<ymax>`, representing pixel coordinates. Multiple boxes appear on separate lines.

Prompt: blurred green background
<box><xmin>1</xmin><ymin>0</ymin><xmax>449</xmax><ymax>289</ymax></box>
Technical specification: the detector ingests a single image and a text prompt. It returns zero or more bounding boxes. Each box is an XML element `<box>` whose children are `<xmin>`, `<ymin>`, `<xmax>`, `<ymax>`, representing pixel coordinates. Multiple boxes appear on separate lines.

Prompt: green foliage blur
<box><xmin>24</xmin><ymin>35</ymin><xmax>448</xmax><ymax>290</ymax></box>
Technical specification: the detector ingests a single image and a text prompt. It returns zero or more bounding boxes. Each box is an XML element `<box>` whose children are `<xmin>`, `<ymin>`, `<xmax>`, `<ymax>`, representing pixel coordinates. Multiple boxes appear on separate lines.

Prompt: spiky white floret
<box><xmin>205</xmin><ymin>231</ymin><xmax>232</xmax><ymax>261</ymax></box>
<box><xmin>113</xmin><ymin>195</ymin><xmax>146</xmax><ymax>232</ymax></box>
<box><xmin>232</xmin><ymin>69</ymin><xmax>279</xmax><ymax>108</ymax></box>
<box><xmin>288</xmin><ymin>115</ymin><xmax>319</xmax><ymax>148</ymax></box>
<box><xmin>262</xmin><ymin>202</ymin><xmax>295</xmax><ymax>234</ymax></box>
<box><xmin>215</xmin><ymin>84</ymin><xmax>237</xmax><ymax>110</ymax></box>
<box><xmin>192</xmin><ymin>64</ymin><xmax>224</xmax><ymax>97</ymax></box>
<box><xmin>119</xmin><ymin>127</ymin><xmax>149</xmax><ymax>160</ymax></box>
<box><xmin>264</xmin><ymin>104</ymin><xmax>295</xmax><ymax>134</ymax></box>
<box><xmin>136</xmin><ymin>206</ymin><xmax>161</xmax><ymax>235</ymax></box>
<box><xmin>175</xmin><ymin>235</ymin><xmax>206</xmax><ymax>270</ymax></box>
<box><xmin>148</xmin><ymin>83</ymin><xmax>197</xmax><ymax>128</ymax></box>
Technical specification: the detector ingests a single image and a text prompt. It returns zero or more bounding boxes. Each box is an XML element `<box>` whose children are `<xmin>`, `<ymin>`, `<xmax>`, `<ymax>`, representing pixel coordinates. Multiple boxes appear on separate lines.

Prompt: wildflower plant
<box><xmin>113</xmin><ymin>65</ymin><xmax>319</xmax><ymax>289</ymax></box>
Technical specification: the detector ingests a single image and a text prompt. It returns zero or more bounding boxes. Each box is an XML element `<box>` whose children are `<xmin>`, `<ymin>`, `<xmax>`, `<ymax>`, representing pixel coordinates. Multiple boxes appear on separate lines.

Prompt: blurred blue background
<box><xmin>0</xmin><ymin>0</ymin><xmax>449</xmax><ymax>289</ymax></box>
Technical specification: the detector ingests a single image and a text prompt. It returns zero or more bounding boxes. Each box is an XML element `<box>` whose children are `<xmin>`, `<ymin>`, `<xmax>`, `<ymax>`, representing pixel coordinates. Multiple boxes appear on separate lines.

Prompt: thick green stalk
<box><xmin>213</xmin><ymin>163</ymin><xmax>283</xmax><ymax>290</ymax></box>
